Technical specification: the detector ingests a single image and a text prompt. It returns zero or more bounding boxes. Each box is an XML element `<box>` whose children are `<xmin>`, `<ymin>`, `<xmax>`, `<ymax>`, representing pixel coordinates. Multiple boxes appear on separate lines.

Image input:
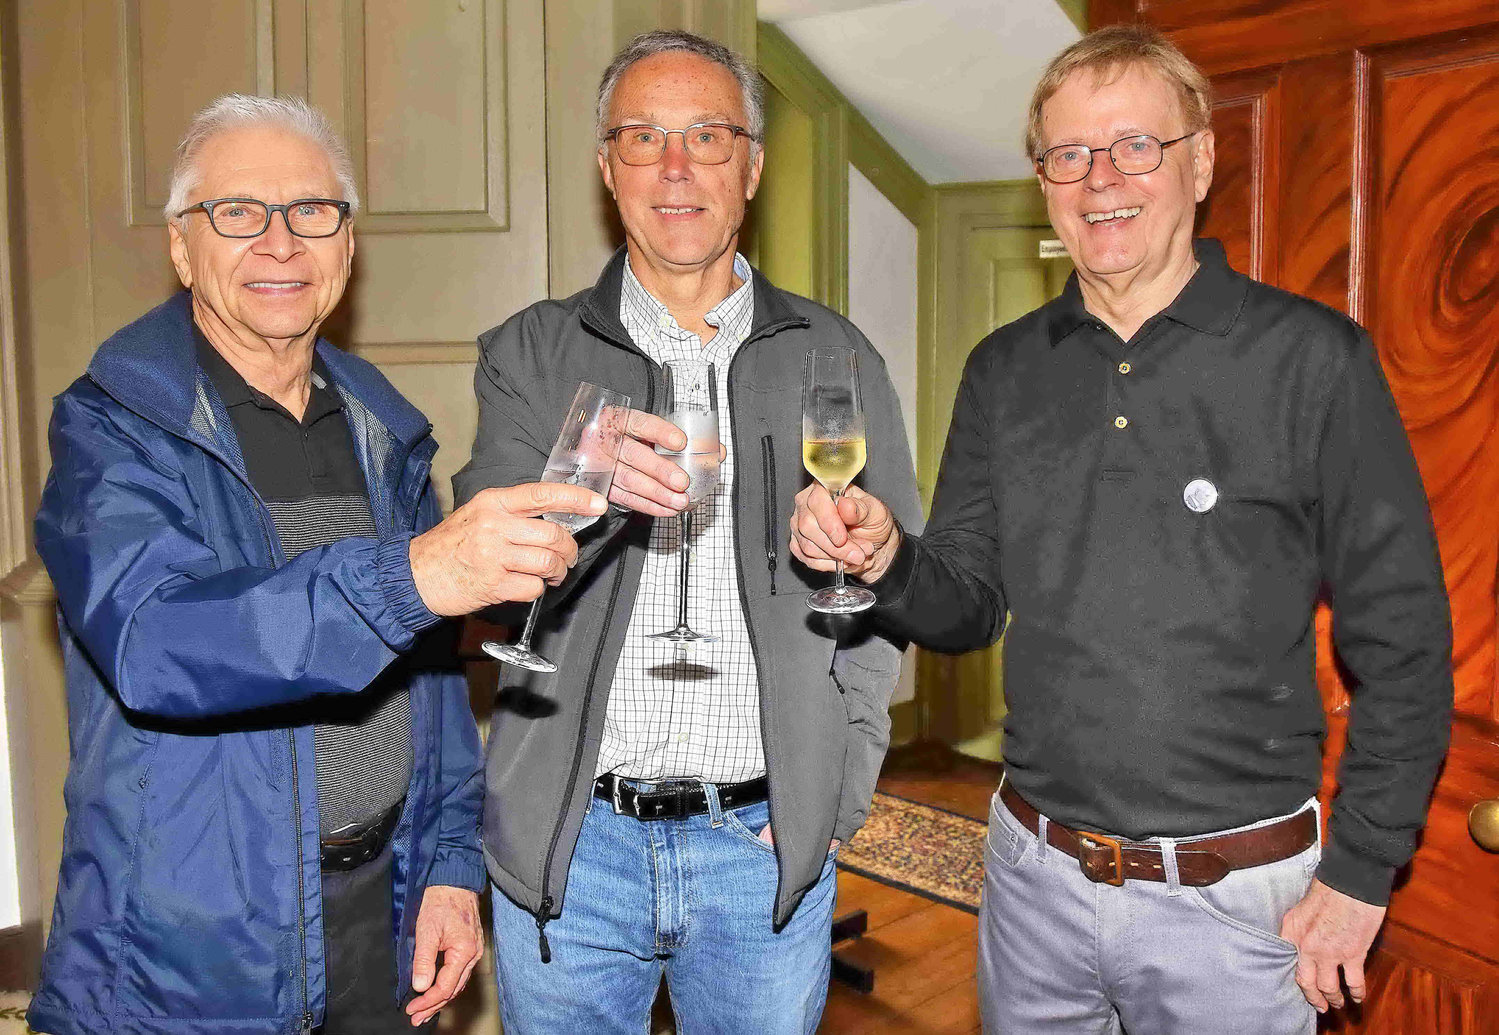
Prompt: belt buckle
<box><xmin>1077</xmin><ymin>831</ymin><xmax>1126</xmax><ymax>886</ymax></box>
<box><xmin>611</xmin><ymin>777</ymin><xmax>627</xmax><ymax>816</ymax></box>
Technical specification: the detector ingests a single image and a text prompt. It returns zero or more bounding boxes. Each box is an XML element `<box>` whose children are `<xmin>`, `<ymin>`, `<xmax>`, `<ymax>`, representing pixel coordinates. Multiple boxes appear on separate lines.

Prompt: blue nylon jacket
<box><xmin>26</xmin><ymin>293</ymin><xmax>485</xmax><ymax>1035</ymax></box>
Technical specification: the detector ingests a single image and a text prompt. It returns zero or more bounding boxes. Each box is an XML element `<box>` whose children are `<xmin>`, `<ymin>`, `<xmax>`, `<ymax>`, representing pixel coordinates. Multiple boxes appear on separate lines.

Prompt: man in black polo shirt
<box><xmin>790</xmin><ymin>26</ymin><xmax>1453</xmax><ymax>1035</ymax></box>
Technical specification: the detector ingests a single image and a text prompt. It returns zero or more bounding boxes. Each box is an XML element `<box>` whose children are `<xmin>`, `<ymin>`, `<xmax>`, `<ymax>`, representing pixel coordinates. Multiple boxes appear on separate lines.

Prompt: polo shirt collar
<box><xmin>1045</xmin><ymin>237</ymin><xmax>1246</xmax><ymax>345</ymax></box>
<box><xmin>193</xmin><ymin>324</ymin><xmax>343</xmax><ymax>425</ymax></box>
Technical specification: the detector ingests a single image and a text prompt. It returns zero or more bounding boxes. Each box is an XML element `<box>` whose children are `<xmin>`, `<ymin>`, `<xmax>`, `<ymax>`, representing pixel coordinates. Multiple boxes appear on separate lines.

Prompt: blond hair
<box><xmin>1025</xmin><ymin>25</ymin><xmax>1211</xmax><ymax>160</ymax></box>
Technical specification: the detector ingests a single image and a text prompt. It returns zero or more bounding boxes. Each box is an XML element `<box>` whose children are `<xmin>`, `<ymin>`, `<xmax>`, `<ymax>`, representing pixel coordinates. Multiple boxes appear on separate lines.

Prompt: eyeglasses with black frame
<box><xmin>1038</xmin><ymin>133</ymin><xmax>1195</xmax><ymax>185</ymax></box>
<box><xmin>602</xmin><ymin>122</ymin><xmax>753</xmax><ymax>166</ymax></box>
<box><xmin>176</xmin><ymin>197</ymin><xmax>351</xmax><ymax>239</ymax></box>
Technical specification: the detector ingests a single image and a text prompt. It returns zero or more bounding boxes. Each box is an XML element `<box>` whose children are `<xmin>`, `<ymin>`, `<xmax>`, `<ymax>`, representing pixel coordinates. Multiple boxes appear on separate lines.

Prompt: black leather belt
<box><xmin>594</xmin><ymin>774</ymin><xmax>769</xmax><ymax>821</ymax></box>
<box><xmin>320</xmin><ymin>799</ymin><xmax>403</xmax><ymax>872</ymax></box>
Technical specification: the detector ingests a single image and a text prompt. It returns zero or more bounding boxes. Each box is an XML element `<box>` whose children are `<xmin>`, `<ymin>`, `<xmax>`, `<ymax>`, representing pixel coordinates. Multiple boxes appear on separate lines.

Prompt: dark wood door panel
<box><xmin>1197</xmin><ymin>68</ymin><xmax>1280</xmax><ymax>281</ymax></box>
<box><xmin>1365</xmin><ymin>29</ymin><xmax>1499</xmax><ymax>719</ymax></box>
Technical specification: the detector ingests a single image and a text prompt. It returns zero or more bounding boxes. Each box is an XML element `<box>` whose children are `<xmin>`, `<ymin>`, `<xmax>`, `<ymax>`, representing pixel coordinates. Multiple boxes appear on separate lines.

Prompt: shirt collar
<box><xmin>620</xmin><ymin>252</ymin><xmax>756</xmax><ymax>352</ymax></box>
<box><xmin>1045</xmin><ymin>238</ymin><xmax>1247</xmax><ymax>345</ymax></box>
<box><xmin>193</xmin><ymin>323</ymin><xmax>343</xmax><ymax>425</ymax></box>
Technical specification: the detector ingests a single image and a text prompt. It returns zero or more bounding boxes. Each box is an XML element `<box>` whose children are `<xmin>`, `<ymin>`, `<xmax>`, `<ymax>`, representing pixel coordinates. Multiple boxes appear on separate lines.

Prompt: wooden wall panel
<box><xmin>1196</xmin><ymin>69</ymin><xmax>1279</xmax><ymax>281</ymax></box>
<box><xmin>126</xmin><ymin>0</ymin><xmax>269</xmax><ymax>225</ymax></box>
<box><xmin>1364</xmin><ymin>31</ymin><xmax>1499</xmax><ymax>721</ymax></box>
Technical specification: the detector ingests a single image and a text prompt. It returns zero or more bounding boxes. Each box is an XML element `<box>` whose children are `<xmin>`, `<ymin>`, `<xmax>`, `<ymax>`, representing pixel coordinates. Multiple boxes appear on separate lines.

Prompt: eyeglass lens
<box><xmin>612</xmin><ymin>125</ymin><xmax>739</xmax><ymax>166</ymax></box>
<box><xmin>1043</xmin><ymin>135</ymin><xmax>1165</xmax><ymax>183</ymax></box>
<box><xmin>208</xmin><ymin>200</ymin><xmax>345</xmax><ymax>238</ymax></box>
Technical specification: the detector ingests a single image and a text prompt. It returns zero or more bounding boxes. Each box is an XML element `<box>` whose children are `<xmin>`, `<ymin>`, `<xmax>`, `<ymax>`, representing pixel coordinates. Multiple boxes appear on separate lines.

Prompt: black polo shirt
<box><xmin>874</xmin><ymin>239</ymin><xmax>1453</xmax><ymax>905</ymax></box>
<box><xmin>196</xmin><ymin>333</ymin><xmax>412</xmax><ymax>840</ymax></box>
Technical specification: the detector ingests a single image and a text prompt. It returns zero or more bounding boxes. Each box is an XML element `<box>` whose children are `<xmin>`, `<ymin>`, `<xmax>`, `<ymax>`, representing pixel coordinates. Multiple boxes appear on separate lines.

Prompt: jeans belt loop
<box><xmin>703</xmin><ymin>782</ymin><xmax>725</xmax><ymax>828</ymax></box>
<box><xmin>1160</xmin><ymin>837</ymin><xmax>1183</xmax><ymax>897</ymax></box>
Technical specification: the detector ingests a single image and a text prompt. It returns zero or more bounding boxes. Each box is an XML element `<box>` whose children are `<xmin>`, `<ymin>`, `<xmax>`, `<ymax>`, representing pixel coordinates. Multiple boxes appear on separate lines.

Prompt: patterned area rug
<box><xmin>0</xmin><ymin>992</ymin><xmax>32</xmax><ymax>1034</ymax></box>
<box><xmin>837</xmin><ymin>791</ymin><xmax>986</xmax><ymax>913</ymax></box>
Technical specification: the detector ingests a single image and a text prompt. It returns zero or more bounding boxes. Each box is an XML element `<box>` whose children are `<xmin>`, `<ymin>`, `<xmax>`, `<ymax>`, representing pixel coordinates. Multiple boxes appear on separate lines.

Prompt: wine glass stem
<box><xmin>832</xmin><ymin>490</ymin><xmax>849</xmax><ymax>594</ymax></box>
<box><xmin>516</xmin><ymin>595</ymin><xmax>544</xmax><ymax>649</ymax></box>
<box><xmin>676</xmin><ymin>508</ymin><xmax>693</xmax><ymax>628</ymax></box>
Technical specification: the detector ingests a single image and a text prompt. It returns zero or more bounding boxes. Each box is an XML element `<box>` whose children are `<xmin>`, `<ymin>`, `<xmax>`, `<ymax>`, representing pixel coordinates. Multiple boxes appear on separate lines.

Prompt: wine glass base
<box><xmin>806</xmin><ymin>585</ymin><xmax>876</xmax><ymax>614</ymax></box>
<box><xmin>481</xmin><ymin>639</ymin><xmax>558</xmax><ymax>673</ymax></box>
<box><xmin>648</xmin><ymin>628</ymin><xmax>720</xmax><ymax>644</ymax></box>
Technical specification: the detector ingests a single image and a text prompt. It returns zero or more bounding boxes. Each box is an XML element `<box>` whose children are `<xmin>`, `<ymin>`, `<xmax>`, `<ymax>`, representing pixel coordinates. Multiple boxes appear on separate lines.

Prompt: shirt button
<box><xmin>1118</xmin><ymin>361</ymin><xmax>1131</xmax><ymax>375</ymax></box>
<box><xmin>1114</xmin><ymin>416</ymin><xmax>1128</xmax><ymax>429</ymax></box>
<box><xmin>676</xmin><ymin>732</ymin><xmax>689</xmax><ymax>743</ymax></box>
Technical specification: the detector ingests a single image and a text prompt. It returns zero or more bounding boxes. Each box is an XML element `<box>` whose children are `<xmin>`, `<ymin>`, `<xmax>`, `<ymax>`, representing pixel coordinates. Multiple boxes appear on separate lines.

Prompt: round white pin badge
<box><xmin>1183</xmin><ymin>479</ymin><xmax>1218</xmax><ymax>513</ymax></box>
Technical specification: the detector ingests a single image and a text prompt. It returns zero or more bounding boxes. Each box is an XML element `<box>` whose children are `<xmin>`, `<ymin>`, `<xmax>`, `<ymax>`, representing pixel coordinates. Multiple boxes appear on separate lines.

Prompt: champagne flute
<box><xmin>649</xmin><ymin>360</ymin><xmax>722</xmax><ymax>644</ymax></box>
<box><xmin>482</xmin><ymin>381</ymin><xmax>631</xmax><ymax>673</ymax></box>
<box><xmin>803</xmin><ymin>347</ymin><xmax>875</xmax><ymax>614</ymax></box>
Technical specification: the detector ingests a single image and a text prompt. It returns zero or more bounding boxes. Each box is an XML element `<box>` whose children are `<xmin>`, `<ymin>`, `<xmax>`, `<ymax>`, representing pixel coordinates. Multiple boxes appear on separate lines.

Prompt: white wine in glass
<box><xmin>650</xmin><ymin>359</ymin><xmax>722</xmax><ymax>645</ymax></box>
<box><xmin>803</xmin><ymin>347</ymin><xmax>875</xmax><ymax>613</ymax></box>
<box><xmin>482</xmin><ymin>381</ymin><xmax>631</xmax><ymax>672</ymax></box>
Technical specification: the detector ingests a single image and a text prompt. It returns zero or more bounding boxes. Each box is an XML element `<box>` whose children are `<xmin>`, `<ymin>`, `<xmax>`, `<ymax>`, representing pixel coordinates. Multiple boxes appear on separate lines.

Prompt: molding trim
<box><xmin>0</xmin><ymin>557</ymin><xmax>53</xmax><ymax>608</ymax></box>
<box><xmin>756</xmin><ymin>23</ymin><xmax>848</xmax><ymax>314</ymax></box>
<box><xmin>341</xmin><ymin>0</ymin><xmax>512</xmax><ymax>233</ymax></box>
<box><xmin>344</xmin><ymin>341</ymin><xmax>476</xmax><ymax>365</ymax></box>
<box><xmin>0</xmin><ymin>6</ymin><xmax>27</xmax><ymax>577</ymax></box>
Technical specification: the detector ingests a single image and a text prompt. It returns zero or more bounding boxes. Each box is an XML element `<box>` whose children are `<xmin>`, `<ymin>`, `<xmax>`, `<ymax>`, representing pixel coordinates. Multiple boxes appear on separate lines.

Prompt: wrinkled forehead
<box><xmin>194</xmin><ymin>125</ymin><xmax>341</xmax><ymax>198</ymax></box>
<box><xmin>1040</xmin><ymin>62</ymin><xmax>1186</xmax><ymax>145</ymax></box>
<box><xmin>609</xmin><ymin>51</ymin><xmax>747</xmax><ymax>125</ymax></box>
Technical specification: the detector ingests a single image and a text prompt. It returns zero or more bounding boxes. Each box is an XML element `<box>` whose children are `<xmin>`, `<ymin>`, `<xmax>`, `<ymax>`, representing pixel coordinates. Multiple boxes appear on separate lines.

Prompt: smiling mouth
<box><xmin>1083</xmin><ymin>207</ymin><xmax>1142</xmax><ymax>225</ymax></box>
<box><xmin>244</xmin><ymin>281</ymin><xmax>309</xmax><ymax>289</ymax></box>
<box><xmin>654</xmin><ymin>206</ymin><xmax>704</xmax><ymax>215</ymax></box>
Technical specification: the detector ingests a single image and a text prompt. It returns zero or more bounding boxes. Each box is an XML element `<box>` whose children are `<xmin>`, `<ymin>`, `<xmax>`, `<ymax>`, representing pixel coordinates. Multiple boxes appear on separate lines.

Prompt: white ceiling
<box><xmin>762</xmin><ymin>0</ymin><xmax>1081</xmax><ymax>183</ymax></box>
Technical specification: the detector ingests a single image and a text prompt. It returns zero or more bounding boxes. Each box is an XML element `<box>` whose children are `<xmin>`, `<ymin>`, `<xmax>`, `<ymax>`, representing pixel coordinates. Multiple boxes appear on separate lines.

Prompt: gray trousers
<box><xmin>978</xmin><ymin>785</ymin><xmax>1318</xmax><ymax>1035</ymax></box>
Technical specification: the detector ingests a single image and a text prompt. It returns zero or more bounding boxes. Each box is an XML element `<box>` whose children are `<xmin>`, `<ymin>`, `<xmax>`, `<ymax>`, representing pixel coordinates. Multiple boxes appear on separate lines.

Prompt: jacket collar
<box><xmin>578</xmin><ymin>246</ymin><xmax>810</xmax><ymax>351</ymax></box>
<box><xmin>86</xmin><ymin>291</ymin><xmax>431</xmax><ymax>450</ymax></box>
<box><xmin>1045</xmin><ymin>237</ymin><xmax>1246</xmax><ymax>345</ymax></box>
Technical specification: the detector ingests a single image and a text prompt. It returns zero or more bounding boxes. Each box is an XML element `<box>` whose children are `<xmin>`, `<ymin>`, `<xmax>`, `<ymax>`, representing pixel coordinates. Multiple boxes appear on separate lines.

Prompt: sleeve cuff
<box><xmin>375</xmin><ymin>534</ymin><xmax>443</xmax><ymax>638</ymax></box>
<box><xmin>869</xmin><ymin>527</ymin><xmax>918</xmax><ymax>606</ymax></box>
<box><xmin>427</xmin><ymin>846</ymin><xmax>487</xmax><ymax>893</ymax></box>
<box><xmin>1317</xmin><ymin>838</ymin><xmax>1396</xmax><ymax>906</ymax></box>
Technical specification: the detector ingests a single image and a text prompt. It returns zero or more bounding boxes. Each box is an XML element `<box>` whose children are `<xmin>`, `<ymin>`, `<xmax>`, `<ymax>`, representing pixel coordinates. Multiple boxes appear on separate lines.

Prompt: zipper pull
<box><xmin>536</xmin><ymin>897</ymin><xmax>555</xmax><ymax>964</ymax></box>
<box><xmin>300</xmin><ymin>1012</ymin><xmax>314</xmax><ymax>1033</ymax></box>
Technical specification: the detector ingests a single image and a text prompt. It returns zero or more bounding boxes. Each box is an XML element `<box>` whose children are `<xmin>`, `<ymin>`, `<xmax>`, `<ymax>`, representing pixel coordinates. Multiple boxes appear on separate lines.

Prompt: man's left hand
<box><xmin>405</xmin><ymin>885</ymin><xmax>483</xmax><ymax>1027</ymax></box>
<box><xmin>1279</xmin><ymin>878</ymin><xmax>1386</xmax><ymax>1012</ymax></box>
<box><xmin>756</xmin><ymin>823</ymin><xmax>840</xmax><ymax>854</ymax></box>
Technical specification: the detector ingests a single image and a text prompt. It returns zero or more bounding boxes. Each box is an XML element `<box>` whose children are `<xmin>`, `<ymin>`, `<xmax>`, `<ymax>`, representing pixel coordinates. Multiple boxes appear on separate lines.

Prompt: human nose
<box><xmin>252</xmin><ymin>207</ymin><xmax>304</xmax><ymax>259</ymax></box>
<box><xmin>1084</xmin><ymin>146</ymin><xmax>1125</xmax><ymax>191</ymax></box>
<box><xmin>659</xmin><ymin>131</ymin><xmax>693</xmax><ymax>180</ymax></box>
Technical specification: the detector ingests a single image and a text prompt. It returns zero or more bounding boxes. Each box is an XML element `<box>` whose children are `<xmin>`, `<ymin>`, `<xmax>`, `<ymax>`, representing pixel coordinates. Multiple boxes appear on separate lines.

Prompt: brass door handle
<box><xmin>1469</xmin><ymin>800</ymin><xmax>1499</xmax><ymax>852</ymax></box>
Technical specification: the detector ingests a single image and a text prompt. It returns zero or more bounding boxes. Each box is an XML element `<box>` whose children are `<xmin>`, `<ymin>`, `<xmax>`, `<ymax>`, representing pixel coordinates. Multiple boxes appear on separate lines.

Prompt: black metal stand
<box><xmin>830</xmin><ymin>909</ymin><xmax>874</xmax><ymax>993</ymax></box>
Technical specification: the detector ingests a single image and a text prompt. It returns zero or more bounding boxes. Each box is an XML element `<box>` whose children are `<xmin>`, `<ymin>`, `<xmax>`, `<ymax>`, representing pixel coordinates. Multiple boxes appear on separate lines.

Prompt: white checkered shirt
<box><xmin>595</xmin><ymin>253</ymin><xmax>767</xmax><ymax>783</ymax></box>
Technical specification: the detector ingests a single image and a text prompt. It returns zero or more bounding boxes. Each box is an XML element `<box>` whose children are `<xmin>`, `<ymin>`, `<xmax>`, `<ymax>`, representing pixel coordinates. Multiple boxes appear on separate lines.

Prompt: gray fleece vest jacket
<box><xmin>453</xmin><ymin>249</ymin><xmax>922</xmax><ymax>945</ymax></box>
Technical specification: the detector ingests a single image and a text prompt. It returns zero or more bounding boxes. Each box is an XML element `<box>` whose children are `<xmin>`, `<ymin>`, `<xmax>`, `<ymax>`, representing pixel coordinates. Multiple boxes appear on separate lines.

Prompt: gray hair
<box><xmin>164</xmin><ymin>94</ymin><xmax>359</xmax><ymax>224</ymax></box>
<box><xmin>596</xmin><ymin>30</ymin><xmax>764</xmax><ymax>149</ymax></box>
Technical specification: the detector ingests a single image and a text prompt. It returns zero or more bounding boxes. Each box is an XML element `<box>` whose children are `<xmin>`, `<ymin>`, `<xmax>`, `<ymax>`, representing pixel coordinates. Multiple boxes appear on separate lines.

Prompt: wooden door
<box><xmin>1093</xmin><ymin>1</ymin><xmax>1499</xmax><ymax>1028</ymax></box>
<box><xmin>926</xmin><ymin>186</ymin><xmax>1073</xmax><ymax>754</ymax></box>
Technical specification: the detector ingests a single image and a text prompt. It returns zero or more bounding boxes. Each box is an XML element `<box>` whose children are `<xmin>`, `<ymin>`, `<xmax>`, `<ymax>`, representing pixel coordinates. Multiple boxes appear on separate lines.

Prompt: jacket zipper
<box><xmin>531</xmin><ymin>355</ymin><xmax>658</xmax><ymax>962</ymax></box>
<box><xmin>727</xmin><ymin>338</ymin><xmax>782</xmax><ymax>918</ymax></box>
<box><xmin>289</xmin><ymin>730</ymin><xmax>313</xmax><ymax>1032</ymax></box>
<box><xmin>760</xmin><ymin>434</ymin><xmax>778</xmax><ymax>595</ymax></box>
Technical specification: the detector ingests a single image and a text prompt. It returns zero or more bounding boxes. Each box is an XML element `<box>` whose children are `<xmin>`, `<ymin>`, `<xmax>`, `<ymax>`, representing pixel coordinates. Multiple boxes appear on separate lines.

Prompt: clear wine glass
<box><xmin>482</xmin><ymin>381</ymin><xmax>631</xmax><ymax>672</ymax></box>
<box><xmin>803</xmin><ymin>347</ymin><xmax>875</xmax><ymax>614</ymax></box>
<box><xmin>649</xmin><ymin>360</ymin><xmax>722</xmax><ymax>645</ymax></box>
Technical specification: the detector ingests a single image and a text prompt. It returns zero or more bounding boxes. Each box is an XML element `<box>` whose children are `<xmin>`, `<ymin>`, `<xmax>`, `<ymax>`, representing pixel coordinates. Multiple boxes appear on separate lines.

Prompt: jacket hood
<box><xmin>86</xmin><ymin>291</ymin><xmax>431</xmax><ymax>448</ymax></box>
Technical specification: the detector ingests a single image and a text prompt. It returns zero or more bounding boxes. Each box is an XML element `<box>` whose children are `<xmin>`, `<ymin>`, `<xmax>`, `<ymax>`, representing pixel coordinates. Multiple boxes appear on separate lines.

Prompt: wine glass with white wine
<box><xmin>802</xmin><ymin>347</ymin><xmax>875</xmax><ymax>613</ymax></box>
<box><xmin>650</xmin><ymin>360</ymin><xmax>722</xmax><ymax>645</ymax></box>
<box><xmin>481</xmin><ymin>381</ymin><xmax>631</xmax><ymax>672</ymax></box>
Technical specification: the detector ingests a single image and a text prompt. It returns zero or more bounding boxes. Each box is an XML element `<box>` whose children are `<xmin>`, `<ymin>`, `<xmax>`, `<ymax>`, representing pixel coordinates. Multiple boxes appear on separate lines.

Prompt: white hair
<box><xmin>596</xmin><ymin>30</ymin><xmax>764</xmax><ymax>151</ymax></box>
<box><xmin>164</xmin><ymin>94</ymin><xmax>359</xmax><ymax>224</ymax></box>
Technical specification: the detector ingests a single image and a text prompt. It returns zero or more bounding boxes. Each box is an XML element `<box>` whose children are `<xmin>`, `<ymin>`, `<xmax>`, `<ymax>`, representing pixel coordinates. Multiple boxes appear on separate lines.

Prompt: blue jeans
<box><xmin>979</xmin><ymin>784</ymin><xmax>1319</xmax><ymax>1034</ymax></box>
<box><xmin>492</xmin><ymin>786</ymin><xmax>838</xmax><ymax>1035</ymax></box>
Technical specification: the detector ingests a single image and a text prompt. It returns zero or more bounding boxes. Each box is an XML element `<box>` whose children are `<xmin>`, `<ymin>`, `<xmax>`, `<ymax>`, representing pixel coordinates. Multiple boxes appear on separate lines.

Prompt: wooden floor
<box><xmin>819</xmin><ymin>743</ymin><xmax>1001</xmax><ymax>1035</ymax></box>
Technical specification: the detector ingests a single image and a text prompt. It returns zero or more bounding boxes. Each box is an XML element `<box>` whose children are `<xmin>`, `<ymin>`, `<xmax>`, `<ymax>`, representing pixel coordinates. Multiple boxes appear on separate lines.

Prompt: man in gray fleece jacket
<box><xmin>452</xmin><ymin>28</ymin><xmax>921</xmax><ymax>1035</ymax></box>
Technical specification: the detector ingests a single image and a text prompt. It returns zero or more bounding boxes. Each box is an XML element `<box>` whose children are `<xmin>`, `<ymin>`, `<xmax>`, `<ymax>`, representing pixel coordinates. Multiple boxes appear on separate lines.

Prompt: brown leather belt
<box><xmin>998</xmin><ymin>782</ymin><xmax>1317</xmax><ymax>888</ymax></box>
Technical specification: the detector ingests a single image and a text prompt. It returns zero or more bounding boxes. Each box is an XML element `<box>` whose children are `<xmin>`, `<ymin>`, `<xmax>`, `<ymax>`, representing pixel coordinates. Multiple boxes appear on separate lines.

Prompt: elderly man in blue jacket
<box><xmin>25</xmin><ymin>95</ymin><xmax>606</xmax><ymax>1035</ymax></box>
